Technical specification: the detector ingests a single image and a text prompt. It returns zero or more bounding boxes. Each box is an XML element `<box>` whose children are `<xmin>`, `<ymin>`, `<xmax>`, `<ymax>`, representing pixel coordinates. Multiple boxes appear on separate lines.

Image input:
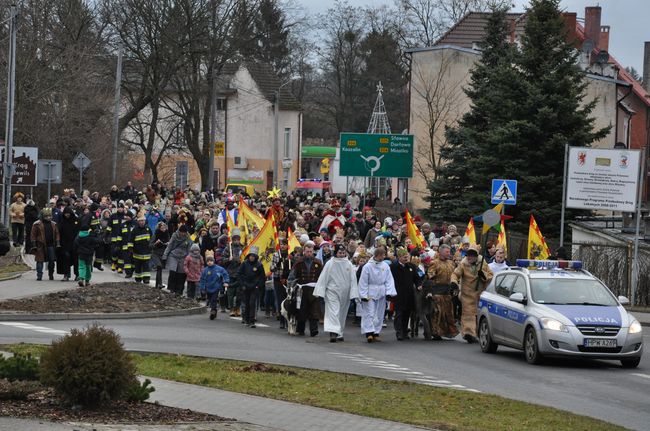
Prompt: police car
<box><xmin>477</xmin><ymin>260</ymin><xmax>643</xmax><ymax>368</ymax></box>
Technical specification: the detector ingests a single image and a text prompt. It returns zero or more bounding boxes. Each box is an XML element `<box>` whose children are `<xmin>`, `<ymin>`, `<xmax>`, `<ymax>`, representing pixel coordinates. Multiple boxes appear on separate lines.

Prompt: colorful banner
<box><xmin>405</xmin><ymin>210</ymin><xmax>426</xmax><ymax>248</ymax></box>
<box><xmin>528</xmin><ymin>215</ymin><xmax>550</xmax><ymax>260</ymax></box>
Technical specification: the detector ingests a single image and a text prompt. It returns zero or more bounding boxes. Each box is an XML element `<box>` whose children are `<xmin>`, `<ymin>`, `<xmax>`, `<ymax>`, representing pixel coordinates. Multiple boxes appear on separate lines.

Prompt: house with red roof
<box><xmin>406</xmin><ymin>6</ymin><xmax>649</xmax><ymax>209</ymax></box>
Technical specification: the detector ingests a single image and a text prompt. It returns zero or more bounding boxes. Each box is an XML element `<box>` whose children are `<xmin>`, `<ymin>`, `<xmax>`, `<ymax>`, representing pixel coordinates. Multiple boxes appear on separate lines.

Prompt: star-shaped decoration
<box><xmin>268</xmin><ymin>187</ymin><xmax>281</xmax><ymax>199</ymax></box>
<box><xmin>473</xmin><ymin>203</ymin><xmax>513</xmax><ymax>234</ymax></box>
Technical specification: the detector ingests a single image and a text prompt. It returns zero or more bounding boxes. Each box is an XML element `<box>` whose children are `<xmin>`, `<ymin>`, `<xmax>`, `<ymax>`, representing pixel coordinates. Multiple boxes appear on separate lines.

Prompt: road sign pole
<box><xmin>631</xmin><ymin>147</ymin><xmax>646</xmax><ymax>306</ymax></box>
<box><xmin>47</xmin><ymin>162</ymin><xmax>52</xmax><ymax>201</ymax></box>
<box><xmin>79</xmin><ymin>159</ymin><xmax>83</xmax><ymax>194</ymax></box>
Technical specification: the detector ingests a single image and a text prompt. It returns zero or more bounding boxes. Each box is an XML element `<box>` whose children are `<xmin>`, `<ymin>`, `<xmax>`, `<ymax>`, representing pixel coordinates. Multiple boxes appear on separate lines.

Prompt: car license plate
<box><xmin>583</xmin><ymin>338</ymin><xmax>617</xmax><ymax>348</ymax></box>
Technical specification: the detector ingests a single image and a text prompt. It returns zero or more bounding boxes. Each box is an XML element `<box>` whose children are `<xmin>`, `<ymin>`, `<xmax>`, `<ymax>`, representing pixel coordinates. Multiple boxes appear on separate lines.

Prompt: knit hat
<box><xmin>248</xmin><ymin>245</ymin><xmax>259</xmax><ymax>256</ymax></box>
<box><xmin>190</xmin><ymin>243</ymin><xmax>200</xmax><ymax>253</ymax></box>
<box><xmin>231</xmin><ymin>228</ymin><xmax>241</xmax><ymax>238</ymax></box>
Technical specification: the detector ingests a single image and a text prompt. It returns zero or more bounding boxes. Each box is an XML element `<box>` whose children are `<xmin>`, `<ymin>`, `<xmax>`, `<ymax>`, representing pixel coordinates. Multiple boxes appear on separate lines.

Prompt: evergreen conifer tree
<box><xmin>515</xmin><ymin>0</ymin><xmax>608</xmax><ymax>234</ymax></box>
<box><xmin>427</xmin><ymin>0</ymin><xmax>609</xmax><ymax>236</ymax></box>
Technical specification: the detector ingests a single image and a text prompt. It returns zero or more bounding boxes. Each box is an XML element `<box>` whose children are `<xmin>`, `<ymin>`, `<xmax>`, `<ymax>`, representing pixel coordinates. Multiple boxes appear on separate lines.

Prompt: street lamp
<box><xmin>273</xmin><ymin>75</ymin><xmax>301</xmax><ymax>190</ymax></box>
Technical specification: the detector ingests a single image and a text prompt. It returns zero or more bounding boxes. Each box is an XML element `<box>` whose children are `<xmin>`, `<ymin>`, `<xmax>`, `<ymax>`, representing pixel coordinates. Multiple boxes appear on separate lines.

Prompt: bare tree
<box><xmin>397</xmin><ymin>0</ymin><xmax>511</xmax><ymax>48</ymax></box>
<box><xmin>410</xmin><ymin>49</ymin><xmax>467</xmax><ymax>185</ymax></box>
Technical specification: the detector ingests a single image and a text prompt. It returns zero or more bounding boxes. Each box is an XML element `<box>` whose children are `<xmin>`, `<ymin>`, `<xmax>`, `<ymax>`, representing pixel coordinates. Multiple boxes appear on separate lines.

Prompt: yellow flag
<box><xmin>239</xmin><ymin>196</ymin><xmax>265</xmax><ymax>229</ymax></box>
<box><xmin>528</xmin><ymin>215</ymin><xmax>550</xmax><ymax>260</ymax></box>
<box><xmin>497</xmin><ymin>219</ymin><xmax>507</xmax><ymax>253</ymax></box>
<box><xmin>405</xmin><ymin>210</ymin><xmax>426</xmax><ymax>248</ymax></box>
<box><xmin>241</xmin><ymin>213</ymin><xmax>277</xmax><ymax>276</ymax></box>
<box><xmin>287</xmin><ymin>227</ymin><xmax>301</xmax><ymax>254</ymax></box>
<box><xmin>465</xmin><ymin>218</ymin><xmax>477</xmax><ymax>245</ymax></box>
<box><xmin>226</xmin><ymin>211</ymin><xmax>237</xmax><ymax>240</ymax></box>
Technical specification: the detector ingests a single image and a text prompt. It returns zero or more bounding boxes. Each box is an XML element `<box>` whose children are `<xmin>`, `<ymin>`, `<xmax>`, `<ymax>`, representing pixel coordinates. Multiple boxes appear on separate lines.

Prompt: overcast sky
<box><xmin>302</xmin><ymin>0</ymin><xmax>649</xmax><ymax>73</ymax></box>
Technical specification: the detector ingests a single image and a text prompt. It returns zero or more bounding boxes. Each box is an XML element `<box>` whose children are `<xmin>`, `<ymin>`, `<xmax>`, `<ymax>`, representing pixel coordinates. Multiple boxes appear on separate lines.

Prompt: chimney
<box><xmin>599</xmin><ymin>26</ymin><xmax>610</xmax><ymax>52</ymax></box>
<box><xmin>562</xmin><ymin>13</ymin><xmax>577</xmax><ymax>43</ymax></box>
<box><xmin>643</xmin><ymin>42</ymin><xmax>650</xmax><ymax>93</ymax></box>
<box><xmin>584</xmin><ymin>6</ymin><xmax>602</xmax><ymax>47</ymax></box>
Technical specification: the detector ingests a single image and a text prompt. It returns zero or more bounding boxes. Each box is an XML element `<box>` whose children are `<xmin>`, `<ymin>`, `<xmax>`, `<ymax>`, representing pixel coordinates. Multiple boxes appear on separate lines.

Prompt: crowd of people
<box><xmin>6</xmin><ymin>181</ymin><xmax>512</xmax><ymax>344</ymax></box>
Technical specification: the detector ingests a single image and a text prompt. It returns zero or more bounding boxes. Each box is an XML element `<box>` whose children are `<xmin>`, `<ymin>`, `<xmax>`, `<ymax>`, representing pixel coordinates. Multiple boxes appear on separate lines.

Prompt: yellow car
<box><xmin>224</xmin><ymin>183</ymin><xmax>255</xmax><ymax>197</ymax></box>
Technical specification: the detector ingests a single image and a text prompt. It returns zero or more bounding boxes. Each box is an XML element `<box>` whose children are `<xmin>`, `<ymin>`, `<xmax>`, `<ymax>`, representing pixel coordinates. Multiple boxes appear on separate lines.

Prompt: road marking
<box><xmin>327</xmin><ymin>352</ymin><xmax>480</xmax><ymax>392</ymax></box>
<box><xmin>0</xmin><ymin>322</ymin><xmax>69</xmax><ymax>336</ymax></box>
<box><xmin>631</xmin><ymin>373</ymin><xmax>650</xmax><ymax>380</ymax></box>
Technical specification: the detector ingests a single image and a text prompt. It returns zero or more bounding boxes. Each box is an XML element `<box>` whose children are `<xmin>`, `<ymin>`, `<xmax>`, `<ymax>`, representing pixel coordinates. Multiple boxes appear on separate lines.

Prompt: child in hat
<box><xmin>199</xmin><ymin>251</ymin><xmax>230</xmax><ymax>320</ymax></box>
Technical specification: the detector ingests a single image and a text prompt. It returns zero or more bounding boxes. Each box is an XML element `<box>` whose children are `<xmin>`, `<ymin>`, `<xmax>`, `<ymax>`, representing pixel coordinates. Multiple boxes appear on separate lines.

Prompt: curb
<box><xmin>0</xmin><ymin>272</ymin><xmax>23</xmax><ymax>282</ymax></box>
<box><xmin>0</xmin><ymin>305</ymin><xmax>207</xmax><ymax>321</ymax></box>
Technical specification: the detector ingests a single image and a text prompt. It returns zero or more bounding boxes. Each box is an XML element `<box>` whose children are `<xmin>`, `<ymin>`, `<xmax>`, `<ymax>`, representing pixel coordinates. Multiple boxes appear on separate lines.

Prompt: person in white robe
<box><xmin>314</xmin><ymin>244</ymin><xmax>359</xmax><ymax>342</ymax></box>
<box><xmin>358</xmin><ymin>247</ymin><xmax>397</xmax><ymax>343</ymax></box>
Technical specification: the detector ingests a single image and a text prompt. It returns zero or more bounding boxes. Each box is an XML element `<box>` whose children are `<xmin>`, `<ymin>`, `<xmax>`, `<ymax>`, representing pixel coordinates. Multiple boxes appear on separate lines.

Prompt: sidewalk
<box><xmin>145</xmin><ymin>377</ymin><xmax>429</xmax><ymax>431</ymax></box>
<box><xmin>0</xmin><ymin>252</ymin><xmax>126</xmax><ymax>300</ymax></box>
<box><xmin>630</xmin><ymin>310</ymin><xmax>650</xmax><ymax>327</ymax></box>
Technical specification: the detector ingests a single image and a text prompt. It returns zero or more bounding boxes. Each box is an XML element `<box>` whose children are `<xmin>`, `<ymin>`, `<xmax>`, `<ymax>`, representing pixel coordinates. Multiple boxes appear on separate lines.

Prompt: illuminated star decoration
<box><xmin>473</xmin><ymin>203</ymin><xmax>513</xmax><ymax>234</ymax></box>
<box><xmin>268</xmin><ymin>187</ymin><xmax>281</xmax><ymax>199</ymax></box>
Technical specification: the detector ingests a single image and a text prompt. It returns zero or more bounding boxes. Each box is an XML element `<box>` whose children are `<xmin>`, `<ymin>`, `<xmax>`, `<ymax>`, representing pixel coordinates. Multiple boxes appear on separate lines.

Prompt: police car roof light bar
<box><xmin>516</xmin><ymin>259</ymin><xmax>583</xmax><ymax>270</ymax></box>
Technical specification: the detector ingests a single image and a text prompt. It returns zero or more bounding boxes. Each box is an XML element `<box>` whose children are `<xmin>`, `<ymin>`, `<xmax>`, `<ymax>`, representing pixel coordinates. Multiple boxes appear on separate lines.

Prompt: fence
<box><xmin>504</xmin><ymin>232</ymin><xmax>650</xmax><ymax>306</ymax></box>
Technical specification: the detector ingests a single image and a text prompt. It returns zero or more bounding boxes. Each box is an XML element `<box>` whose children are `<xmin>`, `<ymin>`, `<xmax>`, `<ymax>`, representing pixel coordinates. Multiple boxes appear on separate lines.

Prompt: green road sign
<box><xmin>339</xmin><ymin>133</ymin><xmax>414</xmax><ymax>178</ymax></box>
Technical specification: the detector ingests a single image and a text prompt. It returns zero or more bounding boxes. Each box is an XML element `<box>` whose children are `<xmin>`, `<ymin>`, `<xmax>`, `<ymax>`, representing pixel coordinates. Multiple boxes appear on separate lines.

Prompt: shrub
<box><xmin>39</xmin><ymin>324</ymin><xmax>136</xmax><ymax>406</ymax></box>
<box><xmin>0</xmin><ymin>354</ymin><xmax>40</xmax><ymax>381</ymax></box>
<box><xmin>126</xmin><ymin>378</ymin><xmax>155</xmax><ymax>402</ymax></box>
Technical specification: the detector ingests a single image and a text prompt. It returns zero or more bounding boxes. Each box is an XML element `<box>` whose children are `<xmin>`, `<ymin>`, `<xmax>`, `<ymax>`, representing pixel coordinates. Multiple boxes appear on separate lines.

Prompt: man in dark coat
<box><xmin>238</xmin><ymin>246</ymin><xmax>266</xmax><ymax>328</ymax></box>
<box><xmin>390</xmin><ymin>247</ymin><xmax>421</xmax><ymax>340</ymax></box>
<box><xmin>287</xmin><ymin>243</ymin><xmax>323</xmax><ymax>337</ymax></box>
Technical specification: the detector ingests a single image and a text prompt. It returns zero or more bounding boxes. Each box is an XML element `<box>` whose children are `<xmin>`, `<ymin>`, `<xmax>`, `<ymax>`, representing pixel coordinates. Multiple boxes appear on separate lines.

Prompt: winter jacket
<box><xmin>30</xmin><ymin>219</ymin><xmax>60</xmax><ymax>262</ymax></box>
<box><xmin>199</xmin><ymin>264</ymin><xmax>230</xmax><ymax>294</ymax></box>
<box><xmin>162</xmin><ymin>230</ymin><xmax>192</xmax><ymax>273</ymax></box>
<box><xmin>184</xmin><ymin>254</ymin><xmax>204</xmax><ymax>282</ymax></box>
<box><xmin>238</xmin><ymin>255</ymin><xmax>266</xmax><ymax>291</ymax></box>
<box><xmin>74</xmin><ymin>230</ymin><xmax>100</xmax><ymax>258</ymax></box>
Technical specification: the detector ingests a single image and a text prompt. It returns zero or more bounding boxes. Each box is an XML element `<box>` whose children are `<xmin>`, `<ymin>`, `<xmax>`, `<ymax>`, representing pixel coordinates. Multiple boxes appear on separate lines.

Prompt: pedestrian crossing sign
<box><xmin>491</xmin><ymin>179</ymin><xmax>517</xmax><ymax>205</ymax></box>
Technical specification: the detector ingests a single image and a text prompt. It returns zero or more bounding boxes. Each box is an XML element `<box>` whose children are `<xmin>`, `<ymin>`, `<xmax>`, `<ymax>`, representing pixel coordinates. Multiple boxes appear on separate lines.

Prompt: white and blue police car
<box><xmin>477</xmin><ymin>260</ymin><xmax>643</xmax><ymax>367</ymax></box>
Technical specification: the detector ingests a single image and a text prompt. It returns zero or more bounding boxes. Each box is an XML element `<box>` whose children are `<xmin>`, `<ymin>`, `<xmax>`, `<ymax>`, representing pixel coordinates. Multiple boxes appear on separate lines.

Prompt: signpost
<box><xmin>565</xmin><ymin>147</ymin><xmax>641</xmax><ymax>212</ymax></box>
<box><xmin>561</xmin><ymin>146</ymin><xmax>644</xmax><ymax>304</ymax></box>
<box><xmin>38</xmin><ymin>159</ymin><xmax>62</xmax><ymax>200</ymax></box>
<box><xmin>339</xmin><ymin>133</ymin><xmax>414</xmax><ymax>178</ymax></box>
<box><xmin>72</xmin><ymin>152</ymin><xmax>91</xmax><ymax>193</ymax></box>
<box><xmin>491</xmin><ymin>179</ymin><xmax>517</xmax><ymax>205</ymax></box>
<box><xmin>215</xmin><ymin>141</ymin><xmax>225</xmax><ymax>157</ymax></box>
<box><xmin>0</xmin><ymin>146</ymin><xmax>38</xmax><ymax>186</ymax></box>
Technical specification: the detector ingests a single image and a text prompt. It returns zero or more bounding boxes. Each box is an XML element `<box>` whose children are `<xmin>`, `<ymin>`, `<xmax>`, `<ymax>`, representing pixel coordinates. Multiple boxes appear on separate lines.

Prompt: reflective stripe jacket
<box><xmin>131</xmin><ymin>224</ymin><xmax>152</xmax><ymax>260</ymax></box>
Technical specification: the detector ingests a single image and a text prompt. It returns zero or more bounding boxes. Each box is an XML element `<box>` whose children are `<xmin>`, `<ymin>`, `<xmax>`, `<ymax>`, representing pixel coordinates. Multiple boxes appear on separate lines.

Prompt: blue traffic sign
<box><xmin>491</xmin><ymin>179</ymin><xmax>517</xmax><ymax>205</ymax></box>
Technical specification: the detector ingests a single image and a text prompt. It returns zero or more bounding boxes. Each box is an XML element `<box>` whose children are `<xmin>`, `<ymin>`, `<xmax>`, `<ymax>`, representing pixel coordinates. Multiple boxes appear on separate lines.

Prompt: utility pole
<box><xmin>2</xmin><ymin>5</ymin><xmax>17</xmax><ymax>226</ymax></box>
<box><xmin>273</xmin><ymin>90</ymin><xmax>279</xmax><ymax>189</ymax></box>
<box><xmin>111</xmin><ymin>44</ymin><xmax>123</xmax><ymax>185</ymax></box>
<box><xmin>207</xmin><ymin>0</ymin><xmax>217</xmax><ymax>194</ymax></box>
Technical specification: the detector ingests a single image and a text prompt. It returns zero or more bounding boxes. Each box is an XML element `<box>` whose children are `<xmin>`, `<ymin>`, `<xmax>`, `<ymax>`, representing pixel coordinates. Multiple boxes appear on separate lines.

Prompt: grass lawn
<box><xmin>1</xmin><ymin>343</ymin><xmax>626</xmax><ymax>431</ymax></box>
<box><xmin>0</xmin><ymin>249</ymin><xmax>29</xmax><ymax>275</ymax></box>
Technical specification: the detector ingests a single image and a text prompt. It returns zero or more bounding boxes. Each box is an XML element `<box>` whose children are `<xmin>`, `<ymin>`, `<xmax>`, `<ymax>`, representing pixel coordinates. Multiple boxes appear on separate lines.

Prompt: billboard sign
<box><xmin>339</xmin><ymin>133</ymin><xmax>414</xmax><ymax>178</ymax></box>
<box><xmin>566</xmin><ymin>147</ymin><xmax>641</xmax><ymax>212</ymax></box>
<box><xmin>0</xmin><ymin>146</ymin><xmax>38</xmax><ymax>186</ymax></box>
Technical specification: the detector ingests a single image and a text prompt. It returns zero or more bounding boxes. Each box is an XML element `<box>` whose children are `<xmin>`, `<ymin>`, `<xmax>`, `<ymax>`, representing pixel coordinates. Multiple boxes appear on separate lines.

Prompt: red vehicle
<box><xmin>294</xmin><ymin>179</ymin><xmax>332</xmax><ymax>196</ymax></box>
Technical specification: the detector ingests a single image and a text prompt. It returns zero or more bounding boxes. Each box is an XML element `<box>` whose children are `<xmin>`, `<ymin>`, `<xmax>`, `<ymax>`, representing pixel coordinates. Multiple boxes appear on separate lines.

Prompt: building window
<box><xmin>217</xmin><ymin>98</ymin><xmax>226</xmax><ymax>111</ymax></box>
<box><xmin>284</xmin><ymin>128</ymin><xmax>291</xmax><ymax>158</ymax></box>
<box><xmin>175</xmin><ymin>160</ymin><xmax>189</xmax><ymax>189</ymax></box>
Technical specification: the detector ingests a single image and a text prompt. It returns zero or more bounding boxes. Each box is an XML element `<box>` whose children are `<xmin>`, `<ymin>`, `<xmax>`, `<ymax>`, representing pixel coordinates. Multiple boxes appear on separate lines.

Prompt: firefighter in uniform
<box><xmin>121</xmin><ymin>209</ymin><xmax>135</xmax><ymax>278</ymax></box>
<box><xmin>131</xmin><ymin>214</ymin><xmax>152</xmax><ymax>284</ymax></box>
<box><xmin>107</xmin><ymin>203</ymin><xmax>125</xmax><ymax>272</ymax></box>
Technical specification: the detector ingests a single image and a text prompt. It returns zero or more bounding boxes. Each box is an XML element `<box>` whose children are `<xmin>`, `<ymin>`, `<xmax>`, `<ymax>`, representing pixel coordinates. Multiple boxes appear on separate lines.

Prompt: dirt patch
<box><xmin>0</xmin><ymin>282</ymin><xmax>202</xmax><ymax>314</ymax></box>
<box><xmin>239</xmin><ymin>363</ymin><xmax>297</xmax><ymax>376</ymax></box>
<box><xmin>1</xmin><ymin>385</ymin><xmax>229</xmax><ymax>424</ymax></box>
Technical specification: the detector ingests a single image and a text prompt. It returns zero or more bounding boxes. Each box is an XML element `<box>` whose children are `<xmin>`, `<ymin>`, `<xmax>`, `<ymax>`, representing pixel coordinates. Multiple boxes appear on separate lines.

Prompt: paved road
<box><xmin>0</xmin><ymin>312</ymin><xmax>648</xmax><ymax>430</ymax></box>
